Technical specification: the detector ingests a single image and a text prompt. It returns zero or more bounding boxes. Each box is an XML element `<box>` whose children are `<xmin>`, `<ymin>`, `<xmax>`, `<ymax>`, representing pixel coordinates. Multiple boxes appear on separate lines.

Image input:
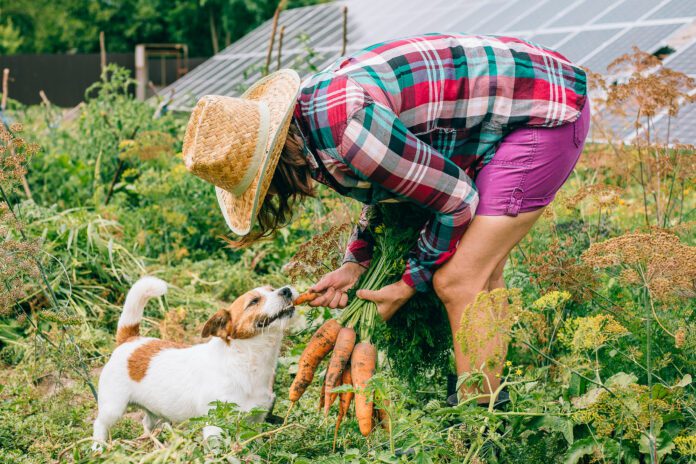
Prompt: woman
<box><xmin>183</xmin><ymin>33</ymin><xmax>589</xmax><ymax>403</ymax></box>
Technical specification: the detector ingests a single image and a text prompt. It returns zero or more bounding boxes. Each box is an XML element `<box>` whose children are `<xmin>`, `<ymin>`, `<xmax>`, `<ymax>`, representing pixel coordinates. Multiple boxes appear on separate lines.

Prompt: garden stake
<box><xmin>277</xmin><ymin>25</ymin><xmax>285</xmax><ymax>71</ymax></box>
<box><xmin>341</xmin><ymin>6</ymin><xmax>348</xmax><ymax>56</ymax></box>
<box><xmin>264</xmin><ymin>0</ymin><xmax>287</xmax><ymax>75</ymax></box>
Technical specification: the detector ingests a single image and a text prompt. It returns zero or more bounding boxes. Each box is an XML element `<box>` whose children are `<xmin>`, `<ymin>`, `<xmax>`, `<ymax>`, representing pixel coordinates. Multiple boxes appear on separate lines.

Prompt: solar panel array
<box><xmin>162</xmin><ymin>0</ymin><xmax>696</xmax><ymax>143</ymax></box>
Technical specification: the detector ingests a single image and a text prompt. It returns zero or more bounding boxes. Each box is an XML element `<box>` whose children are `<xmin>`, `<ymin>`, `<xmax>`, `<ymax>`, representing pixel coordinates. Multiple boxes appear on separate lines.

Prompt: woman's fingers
<box><xmin>311</xmin><ymin>286</ymin><xmax>336</xmax><ymax>307</ymax></box>
<box><xmin>328</xmin><ymin>291</ymin><xmax>344</xmax><ymax>309</ymax></box>
<box><xmin>310</xmin><ymin>275</ymin><xmax>334</xmax><ymax>293</ymax></box>
<box><xmin>338</xmin><ymin>292</ymin><xmax>349</xmax><ymax>308</ymax></box>
<box><xmin>356</xmin><ymin>289</ymin><xmax>380</xmax><ymax>302</ymax></box>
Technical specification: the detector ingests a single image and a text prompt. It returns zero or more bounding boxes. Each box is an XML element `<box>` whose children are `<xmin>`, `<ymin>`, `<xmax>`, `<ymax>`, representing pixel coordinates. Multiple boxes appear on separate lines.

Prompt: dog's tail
<box><xmin>115</xmin><ymin>276</ymin><xmax>168</xmax><ymax>345</ymax></box>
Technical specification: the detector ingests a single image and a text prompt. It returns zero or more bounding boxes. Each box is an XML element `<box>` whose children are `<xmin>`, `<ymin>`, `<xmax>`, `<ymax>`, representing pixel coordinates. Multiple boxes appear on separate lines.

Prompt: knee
<box><xmin>488</xmin><ymin>266</ymin><xmax>505</xmax><ymax>289</ymax></box>
<box><xmin>433</xmin><ymin>267</ymin><xmax>488</xmax><ymax>306</ymax></box>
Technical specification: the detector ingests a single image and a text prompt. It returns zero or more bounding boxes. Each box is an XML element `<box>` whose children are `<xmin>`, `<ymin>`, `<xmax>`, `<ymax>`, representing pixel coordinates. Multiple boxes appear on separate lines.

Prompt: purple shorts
<box><xmin>475</xmin><ymin>102</ymin><xmax>591</xmax><ymax>216</ymax></box>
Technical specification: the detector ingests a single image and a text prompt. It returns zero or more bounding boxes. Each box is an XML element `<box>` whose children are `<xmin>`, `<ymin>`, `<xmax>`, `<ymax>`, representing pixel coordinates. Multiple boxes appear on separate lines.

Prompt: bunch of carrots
<box><xmin>288</xmin><ymin>224</ymin><xmax>406</xmax><ymax>441</ymax></box>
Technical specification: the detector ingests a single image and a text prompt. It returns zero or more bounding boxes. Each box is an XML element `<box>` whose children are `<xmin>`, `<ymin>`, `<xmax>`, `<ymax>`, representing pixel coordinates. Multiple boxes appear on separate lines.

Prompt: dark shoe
<box><xmin>265</xmin><ymin>413</ymin><xmax>284</xmax><ymax>424</ymax></box>
<box><xmin>447</xmin><ymin>373</ymin><xmax>458</xmax><ymax>398</ymax></box>
<box><xmin>446</xmin><ymin>388</ymin><xmax>511</xmax><ymax>410</ymax></box>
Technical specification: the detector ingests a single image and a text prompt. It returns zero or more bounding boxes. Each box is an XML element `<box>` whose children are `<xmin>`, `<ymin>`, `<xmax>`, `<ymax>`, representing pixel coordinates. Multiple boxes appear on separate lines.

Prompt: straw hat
<box><xmin>182</xmin><ymin>69</ymin><xmax>301</xmax><ymax>235</ymax></box>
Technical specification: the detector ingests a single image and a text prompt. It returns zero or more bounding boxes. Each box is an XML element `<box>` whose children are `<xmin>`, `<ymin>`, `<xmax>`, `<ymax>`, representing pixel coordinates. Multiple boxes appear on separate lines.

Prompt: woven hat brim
<box><xmin>215</xmin><ymin>69</ymin><xmax>300</xmax><ymax>236</ymax></box>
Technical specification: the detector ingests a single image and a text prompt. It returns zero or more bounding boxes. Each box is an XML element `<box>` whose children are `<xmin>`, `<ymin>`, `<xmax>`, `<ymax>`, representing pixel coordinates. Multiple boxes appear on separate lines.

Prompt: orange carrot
<box><xmin>351</xmin><ymin>342</ymin><xmax>376</xmax><ymax>437</ymax></box>
<box><xmin>333</xmin><ymin>367</ymin><xmax>353</xmax><ymax>451</ymax></box>
<box><xmin>324</xmin><ymin>327</ymin><xmax>356</xmax><ymax>415</ymax></box>
<box><xmin>318</xmin><ymin>372</ymin><xmax>327</xmax><ymax>412</ymax></box>
<box><xmin>375</xmin><ymin>399</ymin><xmax>391</xmax><ymax>432</ymax></box>
<box><xmin>294</xmin><ymin>291</ymin><xmax>320</xmax><ymax>306</ymax></box>
<box><xmin>337</xmin><ymin>368</ymin><xmax>353</xmax><ymax>423</ymax></box>
<box><xmin>320</xmin><ymin>370</ymin><xmax>340</xmax><ymax>413</ymax></box>
<box><xmin>326</xmin><ymin>373</ymin><xmax>340</xmax><ymax>411</ymax></box>
<box><xmin>289</xmin><ymin>319</ymin><xmax>342</xmax><ymax>403</ymax></box>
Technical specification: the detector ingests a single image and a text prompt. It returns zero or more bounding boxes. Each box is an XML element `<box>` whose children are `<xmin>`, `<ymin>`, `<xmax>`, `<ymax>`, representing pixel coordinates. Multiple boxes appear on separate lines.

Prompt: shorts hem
<box><xmin>476</xmin><ymin>196</ymin><xmax>555</xmax><ymax>216</ymax></box>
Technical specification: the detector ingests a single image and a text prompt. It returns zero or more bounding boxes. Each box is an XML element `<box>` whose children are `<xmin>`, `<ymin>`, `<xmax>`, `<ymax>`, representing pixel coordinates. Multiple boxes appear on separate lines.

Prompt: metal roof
<box><xmin>162</xmin><ymin>0</ymin><xmax>696</xmax><ymax>143</ymax></box>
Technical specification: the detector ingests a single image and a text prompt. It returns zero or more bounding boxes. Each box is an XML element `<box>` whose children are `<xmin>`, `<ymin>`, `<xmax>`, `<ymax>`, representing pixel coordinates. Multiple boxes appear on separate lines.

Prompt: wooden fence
<box><xmin>0</xmin><ymin>53</ymin><xmax>206</xmax><ymax>107</ymax></box>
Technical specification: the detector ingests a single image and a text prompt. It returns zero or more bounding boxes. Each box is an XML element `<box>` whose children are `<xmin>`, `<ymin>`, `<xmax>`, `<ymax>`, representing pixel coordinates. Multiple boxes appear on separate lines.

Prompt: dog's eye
<box><xmin>247</xmin><ymin>297</ymin><xmax>260</xmax><ymax>308</ymax></box>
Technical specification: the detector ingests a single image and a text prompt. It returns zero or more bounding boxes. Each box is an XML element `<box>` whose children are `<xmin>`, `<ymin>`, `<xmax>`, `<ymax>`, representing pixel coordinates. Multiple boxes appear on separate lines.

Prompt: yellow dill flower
<box><xmin>118</xmin><ymin>139</ymin><xmax>136</xmax><ymax>150</ymax></box>
<box><xmin>675</xmin><ymin>435</ymin><xmax>696</xmax><ymax>456</ymax></box>
<box><xmin>505</xmin><ymin>361</ymin><xmax>512</xmax><ymax>367</ymax></box>
<box><xmin>532</xmin><ymin>290</ymin><xmax>572</xmax><ymax>310</ymax></box>
<box><xmin>515</xmin><ymin>369</ymin><xmax>523</xmax><ymax>376</ymax></box>
<box><xmin>374</xmin><ymin>224</ymin><xmax>385</xmax><ymax>234</ymax></box>
<box><xmin>561</xmin><ymin>314</ymin><xmax>629</xmax><ymax>352</ymax></box>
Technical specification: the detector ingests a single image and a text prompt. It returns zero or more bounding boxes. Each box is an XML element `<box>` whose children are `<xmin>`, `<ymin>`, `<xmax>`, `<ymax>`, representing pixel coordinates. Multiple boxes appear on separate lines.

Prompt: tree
<box><xmin>0</xmin><ymin>0</ymin><xmax>326</xmax><ymax>57</ymax></box>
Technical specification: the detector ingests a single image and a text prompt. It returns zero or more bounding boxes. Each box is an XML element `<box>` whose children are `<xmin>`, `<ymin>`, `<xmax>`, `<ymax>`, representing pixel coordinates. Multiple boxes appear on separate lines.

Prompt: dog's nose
<box><xmin>279</xmin><ymin>287</ymin><xmax>292</xmax><ymax>299</ymax></box>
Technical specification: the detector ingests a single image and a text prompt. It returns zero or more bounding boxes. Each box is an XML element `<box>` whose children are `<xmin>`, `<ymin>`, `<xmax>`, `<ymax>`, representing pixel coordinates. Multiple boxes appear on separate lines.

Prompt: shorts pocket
<box><xmin>487</xmin><ymin>126</ymin><xmax>536</xmax><ymax>167</ymax></box>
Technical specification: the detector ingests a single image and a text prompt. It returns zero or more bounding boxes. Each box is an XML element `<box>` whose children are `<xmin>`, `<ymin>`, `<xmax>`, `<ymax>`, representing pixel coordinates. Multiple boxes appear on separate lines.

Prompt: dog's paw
<box><xmin>202</xmin><ymin>425</ymin><xmax>223</xmax><ymax>441</ymax></box>
<box><xmin>202</xmin><ymin>425</ymin><xmax>224</xmax><ymax>453</ymax></box>
<box><xmin>91</xmin><ymin>441</ymin><xmax>104</xmax><ymax>453</ymax></box>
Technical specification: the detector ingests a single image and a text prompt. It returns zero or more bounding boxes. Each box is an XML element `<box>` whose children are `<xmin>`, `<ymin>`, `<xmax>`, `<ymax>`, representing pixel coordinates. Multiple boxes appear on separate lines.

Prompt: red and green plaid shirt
<box><xmin>293</xmin><ymin>33</ymin><xmax>587</xmax><ymax>292</ymax></box>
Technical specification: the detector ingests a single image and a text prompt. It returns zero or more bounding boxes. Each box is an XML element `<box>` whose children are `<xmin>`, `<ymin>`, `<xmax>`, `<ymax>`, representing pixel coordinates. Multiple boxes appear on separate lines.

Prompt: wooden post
<box><xmin>39</xmin><ymin>90</ymin><xmax>52</xmax><ymax>115</ymax></box>
<box><xmin>135</xmin><ymin>44</ymin><xmax>147</xmax><ymax>101</ymax></box>
<box><xmin>99</xmin><ymin>31</ymin><xmax>107</xmax><ymax>72</ymax></box>
<box><xmin>209</xmin><ymin>7</ymin><xmax>220</xmax><ymax>54</ymax></box>
<box><xmin>341</xmin><ymin>6</ymin><xmax>348</xmax><ymax>56</ymax></box>
<box><xmin>277</xmin><ymin>25</ymin><xmax>286</xmax><ymax>71</ymax></box>
<box><xmin>1</xmin><ymin>68</ymin><xmax>8</xmax><ymax>111</ymax></box>
<box><xmin>264</xmin><ymin>0</ymin><xmax>287</xmax><ymax>76</ymax></box>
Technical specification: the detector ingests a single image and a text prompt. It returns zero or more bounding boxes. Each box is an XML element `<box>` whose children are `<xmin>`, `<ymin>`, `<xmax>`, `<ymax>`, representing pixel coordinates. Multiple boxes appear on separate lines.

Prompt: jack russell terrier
<box><xmin>92</xmin><ymin>276</ymin><xmax>297</xmax><ymax>450</ymax></box>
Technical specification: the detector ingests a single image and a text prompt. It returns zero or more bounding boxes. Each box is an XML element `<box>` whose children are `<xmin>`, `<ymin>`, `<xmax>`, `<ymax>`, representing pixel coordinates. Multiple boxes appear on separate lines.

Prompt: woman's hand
<box><xmin>309</xmin><ymin>262</ymin><xmax>366</xmax><ymax>308</ymax></box>
<box><xmin>357</xmin><ymin>280</ymin><xmax>416</xmax><ymax>321</ymax></box>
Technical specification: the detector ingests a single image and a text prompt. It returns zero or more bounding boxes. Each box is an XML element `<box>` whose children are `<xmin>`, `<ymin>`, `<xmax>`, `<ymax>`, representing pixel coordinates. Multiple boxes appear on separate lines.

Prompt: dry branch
<box><xmin>264</xmin><ymin>0</ymin><xmax>287</xmax><ymax>75</ymax></box>
<box><xmin>341</xmin><ymin>6</ymin><xmax>348</xmax><ymax>56</ymax></box>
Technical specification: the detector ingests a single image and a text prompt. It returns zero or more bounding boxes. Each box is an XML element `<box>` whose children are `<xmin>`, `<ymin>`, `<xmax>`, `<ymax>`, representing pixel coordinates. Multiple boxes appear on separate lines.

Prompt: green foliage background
<box><xmin>0</xmin><ymin>0</ymin><xmax>327</xmax><ymax>56</ymax></box>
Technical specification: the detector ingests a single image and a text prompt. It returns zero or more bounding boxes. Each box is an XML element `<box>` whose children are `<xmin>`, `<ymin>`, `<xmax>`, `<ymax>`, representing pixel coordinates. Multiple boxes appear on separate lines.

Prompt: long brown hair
<box><xmin>229</xmin><ymin>123</ymin><xmax>314</xmax><ymax>247</ymax></box>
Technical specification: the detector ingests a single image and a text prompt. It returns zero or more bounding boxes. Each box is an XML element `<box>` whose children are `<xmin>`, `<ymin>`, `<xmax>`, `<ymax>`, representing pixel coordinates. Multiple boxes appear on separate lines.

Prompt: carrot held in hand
<box><xmin>333</xmin><ymin>367</ymin><xmax>354</xmax><ymax>451</ymax></box>
<box><xmin>324</xmin><ymin>327</ymin><xmax>356</xmax><ymax>415</ymax></box>
<box><xmin>289</xmin><ymin>319</ymin><xmax>342</xmax><ymax>404</ymax></box>
<box><xmin>351</xmin><ymin>342</ymin><xmax>377</xmax><ymax>437</ymax></box>
<box><xmin>375</xmin><ymin>398</ymin><xmax>391</xmax><ymax>432</ymax></box>
<box><xmin>294</xmin><ymin>291</ymin><xmax>320</xmax><ymax>306</ymax></box>
<box><xmin>318</xmin><ymin>372</ymin><xmax>327</xmax><ymax>412</ymax></box>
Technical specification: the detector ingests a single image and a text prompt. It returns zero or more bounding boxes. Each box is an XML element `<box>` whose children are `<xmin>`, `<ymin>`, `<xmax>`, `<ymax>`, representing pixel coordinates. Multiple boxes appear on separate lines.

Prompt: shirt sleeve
<box><xmin>343</xmin><ymin>204</ymin><xmax>377</xmax><ymax>268</ymax></box>
<box><xmin>338</xmin><ymin>102</ymin><xmax>479</xmax><ymax>292</ymax></box>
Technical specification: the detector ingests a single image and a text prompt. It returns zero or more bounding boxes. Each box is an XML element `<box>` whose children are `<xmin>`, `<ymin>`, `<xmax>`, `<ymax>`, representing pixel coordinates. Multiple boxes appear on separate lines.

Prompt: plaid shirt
<box><xmin>293</xmin><ymin>34</ymin><xmax>587</xmax><ymax>292</ymax></box>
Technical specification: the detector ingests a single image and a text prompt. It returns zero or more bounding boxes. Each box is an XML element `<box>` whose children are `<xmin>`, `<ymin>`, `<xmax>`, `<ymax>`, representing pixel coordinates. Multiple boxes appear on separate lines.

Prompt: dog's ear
<box><xmin>202</xmin><ymin>309</ymin><xmax>232</xmax><ymax>339</ymax></box>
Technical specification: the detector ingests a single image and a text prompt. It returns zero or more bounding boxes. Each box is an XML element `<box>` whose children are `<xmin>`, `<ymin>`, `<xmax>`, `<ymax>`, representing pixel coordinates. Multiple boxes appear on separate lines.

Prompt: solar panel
<box><xmin>445</xmin><ymin>1</ymin><xmax>507</xmax><ymax>33</ymax></box>
<box><xmin>474</xmin><ymin>0</ymin><xmax>536</xmax><ymax>34</ymax></box>
<box><xmin>594</xmin><ymin>0</ymin><xmax>658</xmax><ymax>23</ymax></box>
<box><xmin>667</xmin><ymin>102</ymin><xmax>696</xmax><ymax>143</ymax></box>
<box><xmin>665</xmin><ymin>40</ymin><xmax>696</xmax><ymax>75</ymax></box>
<box><xmin>557</xmin><ymin>28</ymin><xmax>623</xmax><ymax>63</ymax></box>
<box><xmin>649</xmin><ymin>101</ymin><xmax>696</xmax><ymax>144</ymax></box>
<box><xmin>282</xmin><ymin>6</ymin><xmax>343</xmax><ymax>50</ymax></box>
<box><xmin>583</xmin><ymin>23</ymin><xmax>683</xmax><ymax>73</ymax></box>
<box><xmin>647</xmin><ymin>0</ymin><xmax>696</xmax><ymax>20</ymax></box>
<box><xmin>527</xmin><ymin>32</ymin><xmax>570</xmax><ymax>49</ymax></box>
<box><xmin>550</xmin><ymin>0</ymin><xmax>618</xmax><ymax>27</ymax></box>
<box><xmin>162</xmin><ymin>0</ymin><xmax>695</xmax><ymax>116</ymax></box>
<box><xmin>505</xmin><ymin>0</ymin><xmax>574</xmax><ymax>31</ymax></box>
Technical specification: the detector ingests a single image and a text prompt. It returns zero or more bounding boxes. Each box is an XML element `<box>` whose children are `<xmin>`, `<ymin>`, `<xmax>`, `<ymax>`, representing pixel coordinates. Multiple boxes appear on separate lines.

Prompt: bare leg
<box><xmin>92</xmin><ymin>395</ymin><xmax>128</xmax><ymax>451</ymax></box>
<box><xmin>433</xmin><ymin>209</ymin><xmax>544</xmax><ymax>402</ymax></box>
<box><xmin>142</xmin><ymin>411</ymin><xmax>159</xmax><ymax>436</ymax></box>
<box><xmin>488</xmin><ymin>256</ymin><xmax>507</xmax><ymax>291</ymax></box>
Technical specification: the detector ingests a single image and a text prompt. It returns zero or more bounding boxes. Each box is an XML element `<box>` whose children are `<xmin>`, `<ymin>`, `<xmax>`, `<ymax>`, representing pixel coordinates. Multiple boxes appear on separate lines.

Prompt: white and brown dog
<box><xmin>92</xmin><ymin>276</ymin><xmax>297</xmax><ymax>450</ymax></box>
